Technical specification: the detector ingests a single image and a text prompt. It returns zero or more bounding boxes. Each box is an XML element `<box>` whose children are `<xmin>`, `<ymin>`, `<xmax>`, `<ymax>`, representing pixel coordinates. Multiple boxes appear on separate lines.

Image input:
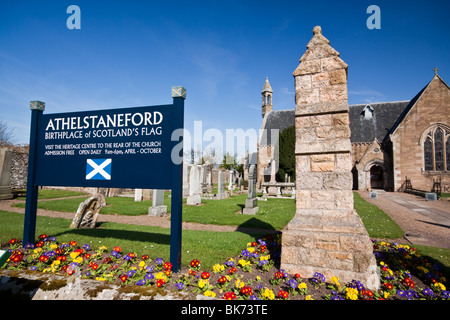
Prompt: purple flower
<box><xmin>175</xmin><ymin>282</ymin><xmax>184</xmax><ymax>290</ymax></box>
<box><xmin>136</xmin><ymin>279</ymin><xmax>146</xmax><ymax>286</ymax></box>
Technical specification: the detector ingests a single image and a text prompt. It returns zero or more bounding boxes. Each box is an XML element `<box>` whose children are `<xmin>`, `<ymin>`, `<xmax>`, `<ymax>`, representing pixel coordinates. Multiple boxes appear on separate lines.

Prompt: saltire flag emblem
<box><xmin>86</xmin><ymin>159</ymin><xmax>112</xmax><ymax>180</ymax></box>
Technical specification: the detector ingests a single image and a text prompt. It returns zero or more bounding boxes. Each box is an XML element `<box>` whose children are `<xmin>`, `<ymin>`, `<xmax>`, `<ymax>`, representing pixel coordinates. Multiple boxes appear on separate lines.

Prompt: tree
<box><xmin>276</xmin><ymin>125</ymin><xmax>295</xmax><ymax>182</ymax></box>
<box><xmin>0</xmin><ymin>120</ymin><xmax>14</xmax><ymax>147</ymax></box>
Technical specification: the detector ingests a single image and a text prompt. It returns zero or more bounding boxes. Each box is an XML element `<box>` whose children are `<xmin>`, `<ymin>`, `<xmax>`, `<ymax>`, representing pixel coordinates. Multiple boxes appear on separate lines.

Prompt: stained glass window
<box><xmin>423</xmin><ymin>126</ymin><xmax>449</xmax><ymax>172</ymax></box>
<box><xmin>434</xmin><ymin>128</ymin><xmax>444</xmax><ymax>171</ymax></box>
<box><xmin>424</xmin><ymin>136</ymin><xmax>433</xmax><ymax>171</ymax></box>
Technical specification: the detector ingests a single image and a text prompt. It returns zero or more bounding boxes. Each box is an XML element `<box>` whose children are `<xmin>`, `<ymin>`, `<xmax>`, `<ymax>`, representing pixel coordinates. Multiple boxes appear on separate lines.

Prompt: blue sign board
<box><xmin>34</xmin><ymin>104</ymin><xmax>179</xmax><ymax>189</ymax></box>
<box><xmin>23</xmin><ymin>88</ymin><xmax>185</xmax><ymax>271</ymax></box>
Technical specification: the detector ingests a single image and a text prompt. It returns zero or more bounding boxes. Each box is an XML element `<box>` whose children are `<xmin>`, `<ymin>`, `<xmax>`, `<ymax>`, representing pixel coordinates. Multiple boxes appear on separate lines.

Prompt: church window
<box><xmin>423</xmin><ymin>126</ymin><xmax>449</xmax><ymax>172</ymax></box>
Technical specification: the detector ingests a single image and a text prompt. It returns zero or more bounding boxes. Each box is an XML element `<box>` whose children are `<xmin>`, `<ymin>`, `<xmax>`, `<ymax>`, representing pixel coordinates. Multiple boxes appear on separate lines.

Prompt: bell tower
<box><xmin>261</xmin><ymin>77</ymin><xmax>273</xmax><ymax>118</ymax></box>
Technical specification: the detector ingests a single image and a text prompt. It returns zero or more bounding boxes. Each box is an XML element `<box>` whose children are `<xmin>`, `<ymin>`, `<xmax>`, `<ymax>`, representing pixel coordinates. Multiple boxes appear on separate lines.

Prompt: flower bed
<box><xmin>2</xmin><ymin>233</ymin><xmax>449</xmax><ymax>300</ymax></box>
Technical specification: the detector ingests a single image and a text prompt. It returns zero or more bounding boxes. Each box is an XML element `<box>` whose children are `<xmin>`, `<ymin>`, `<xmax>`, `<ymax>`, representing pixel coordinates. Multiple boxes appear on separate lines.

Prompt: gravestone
<box><xmin>280</xmin><ymin>26</ymin><xmax>379</xmax><ymax>290</ymax></box>
<box><xmin>425</xmin><ymin>192</ymin><xmax>437</xmax><ymax>201</ymax></box>
<box><xmin>187</xmin><ymin>165</ymin><xmax>201</xmax><ymax>205</ymax></box>
<box><xmin>228</xmin><ymin>169</ymin><xmax>234</xmax><ymax>191</ymax></box>
<box><xmin>70</xmin><ymin>195</ymin><xmax>103</xmax><ymax>228</ymax></box>
<box><xmin>216</xmin><ymin>170</ymin><xmax>227</xmax><ymax>200</ymax></box>
<box><xmin>0</xmin><ymin>148</ymin><xmax>13</xmax><ymax>200</ymax></box>
<box><xmin>148</xmin><ymin>189</ymin><xmax>167</xmax><ymax>216</ymax></box>
<box><xmin>369</xmin><ymin>191</ymin><xmax>378</xmax><ymax>199</ymax></box>
<box><xmin>243</xmin><ymin>164</ymin><xmax>259</xmax><ymax>215</ymax></box>
<box><xmin>134</xmin><ymin>188</ymin><xmax>143</xmax><ymax>201</ymax></box>
<box><xmin>183</xmin><ymin>162</ymin><xmax>189</xmax><ymax>197</ymax></box>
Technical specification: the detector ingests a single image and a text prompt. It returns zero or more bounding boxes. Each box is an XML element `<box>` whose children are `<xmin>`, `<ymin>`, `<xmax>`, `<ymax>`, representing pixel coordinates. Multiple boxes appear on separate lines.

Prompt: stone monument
<box><xmin>280</xmin><ymin>26</ymin><xmax>379</xmax><ymax>290</ymax></box>
<box><xmin>187</xmin><ymin>165</ymin><xmax>201</xmax><ymax>205</ymax></box>
<box><xmin>0</xmin><ymin>148</ymin><xmax>13</xmax><ymax>200</ymax></box>
<box><xmin>134</xmin><ymin>188</ymin><xmax>143</xmax><ymax>201</ymax></box>
<box><xmin>243</xmin><ymin>164</ymin><xmax>259</xmax><ymax>215</ymax></box>
<box><xmin>216</xmin><ymin>170</ymin><xmax>227</xmax><ymax>200</ymax></box>
<box><xmin>70</xmin><ymin>195</ymin><xmax>103</xmax><ymax>228</ymax></box>
<box><xmin>148</xmin><ymin>189</ymin><xmax>167</xmax><ymax>216</ymax></box>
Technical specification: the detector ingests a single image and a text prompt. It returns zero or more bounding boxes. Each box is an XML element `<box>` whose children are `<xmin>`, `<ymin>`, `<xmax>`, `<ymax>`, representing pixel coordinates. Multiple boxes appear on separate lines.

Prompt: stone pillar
<box><xmin>148</xmin><ymin>189</ymin><xmax>167</xmax><ymax>216</ymax></box>
<box><xmin>280</xmin><ymin>26</ymin><xmax>379</xmax><ymax>290</ymax></box>
<box><xmin>187</xmin><ymin>165</ymin><xmax>201</xmax><ymax>205</ymax></box>
<box><xmin>243</xmin><ymin>164</ymin><xmax>258</xmax><ymax>215</ymax></box>
<box><xmin>0</xmin><ymin>148</ymin><xmax>13</xmax><ymax>200</ymax></box>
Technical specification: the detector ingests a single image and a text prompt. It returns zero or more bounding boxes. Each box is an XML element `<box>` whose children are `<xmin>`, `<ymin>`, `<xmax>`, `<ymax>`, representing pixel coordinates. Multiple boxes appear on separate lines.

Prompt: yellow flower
<box><xmin>235</xmin><ymin>279</ymin><xmax>245</xmax><ymax>289</ymax></box>
<box><xmin>50</xmin><ymin>244</ymin><xmax>58</xmax><ymax>249</ymax></box>
<box><xmin>256</xmin><ymin>276</ymin><xmax>261</xmax><ymax>282</ymax></box>
<box><xmin>298</xmin><ymin>282</ymin><xmax>307</xmax><ymax>290</ymax></box>
<box><xmin>239</xmin><ymin>259</ymin><xmax>250</xmax><ymax>267</ymax></box>
<box><xmin>139</xmin><ymin>261</ymin><xmax>146</xmax><ymax>270</ymax></box>
<box><xmin>345</xmin><ymin>288</ymin><xmax>358</xmax><ymax>300</ymax></box>
<box><xmin>305</xmin><ymin>295</ymin><xmax>313</xmax><ymax>300</ymax></box>
<box><xmin>73</xmin><ymin>256</ymin><xmax>83</xmax><ymax>264</ymax></box>
<box><xmin>198</xmin><ymin>279</ymin><xmax>209</xmax><ymax>289</ymax></box>
<box><xmin>383</xmin><ymin>291</ymin><xmax>390</xmax><ymax>299</ymax></box>
<box><xmin>433</xmin><ymin>282</ymin><xmax>446</xmax><ymax>291</ymax></box>
<box><xmin>204</xmin><ymin>290</ymin><xmax>216</xmax><ymax>298</ymax></box>
<box><xmin>247</xmin><ymin>247</ymin><xmax>255</xmax><ymax>253</ymax></box>
<box><xmin>95</xmin><ymin>277</ymin><xmax>105</xmax><ymax>281</ymax></box>
<box><xmin>70</xmin><ymin>252</ymin><xmax>80</xmax><ymax>260</ymax></box>
<box><xmin>260</xmin><ymin>255</ymin><xmax>270</xmax><ymax>261</ymax></box>
<box><xmin>261</xmin><ymin>288</ymin><xmax>275</xmax><ymax>300</ymax></box>
<box><xmin>155</xmin><ymin>272</ymin><xmax>167</xmax><ymax>281</ymax></box>
<box><xmin>331</xmin><ymin>276</ymin><xmax>340</xmax><ymax>287</ymax></box>
<box><xmin>213</xmin><ymin>264</ymin><xmax>225</xmax><ymax>273</ymax></box>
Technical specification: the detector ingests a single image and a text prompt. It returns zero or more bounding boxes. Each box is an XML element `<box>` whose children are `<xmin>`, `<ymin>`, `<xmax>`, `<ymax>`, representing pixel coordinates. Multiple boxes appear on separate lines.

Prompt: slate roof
<box><xmin>260</xmin><ymin>102</ymin><xmax>410</xmax><ymax>146</ymax></box>
<box><xmin>349</xmin><ymin>101</ymin><xmax>409</xmax><ymax>143</ymax></box>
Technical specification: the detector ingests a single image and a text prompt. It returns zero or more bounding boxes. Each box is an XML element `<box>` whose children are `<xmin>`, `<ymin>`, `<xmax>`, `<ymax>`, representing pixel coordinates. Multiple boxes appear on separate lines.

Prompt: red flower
<box><xmin>103</xmin><ymin>257</ymin><xmax>112</xmax><ymax>264</ymax></box>
<box><xmin>218</xmin><ymin>276</ymin><xmax>227</xmax><ymax>284</ymax></box>
<box><xmin>120</xmin><ymin>275</ymin><xmax>128</xmax><ymax>282</ymax></box>
<box><xmin>69</xmin><ymin>241</ymin><xmax>77</xmax><ymax>247</ymax></box>
<box><xmin>188</xmin><ymin>269</ymin><xmax>196</xmax><ymax>276</ymax></box>
<box><xmin>274</xmin><ymin>271</ymin><xmax>283</xmax><ymax>279</ymax></box>
<box><xmin>39</xmin><ymin>255</ymin><xmax>49</xmax><ymax>262</ymax></box>
<box><xmin>223</xmin><ymin>292</ymin><xmax>236</xmax><ymax>300</ymax></box>
<box><xmin>35</xmin><ymin>241</ymin><xmax>44</xmax><ymax>248</ymax></box>
<box><xmin>38</xmin><ymin>234</ymin><xmax>48</xmax><ymax>240</ymax></box>
<box><xmin>57</xmin><ymin>255</ymin><xmax>67</xmax><ymax>262</ymax></box>
<box><xmin>141</xmin><ymin>255</ymin><xmax>149</xmax><ymax>261</ymax></box>
<box><xmin>9</xmin><ymin>238</ymin><xmax>19</xmax><ymax>245</ymax></box>
<box><xmin>260</xmin><ymin>245</ymin><xmax>266</xmax><ymax>253</ymax></box>
<box><xmin>278</xmin><ymin>290</ymin><xmax>289</xmax><ymax>299</ymax></box>
<box><xmin>11</xmin><ymin>254</ymin><xmax>23</xmax><ymax>263</ymax></box>
<box><xmin>190</xmin><ymin>259</ymin><xmax>200</xmax><ymax>268</ymax></box>
<box><xmin>201</xmin><ymin>272</ymin><xmax>210</xmax><ymax>279</ymax></box>
<box><xmin>294</xmin><ymin>273</ymin><xmax>301</xmax><ymax>279</ymax></box>
<box><xmin>113</xmin><ymin>246</ymin><xmax>122</xmax><ymax>253</ymax></box>
<box><xmin>128</xmin><ymin>252</ymin><xmax>136</xmax><ymax>259</ymax></box>
<box><xmin>251</xmin><ymin>242</ymin><xmax>257</xmax><ymax>247</ymax></box>
<box><xmin>156</xmin><ymin>279</ymin><xmax>165</xmax><ymax>287</ymax></box>
<box><xmin>383</xmin><ymin>282</ymin><xmax>393</xmax><ymax>290</ymax></box>
<box><xmin>55</xmin><ymin>248</ymin><xmax>65</xmax><ymax>255</ymax></box>
<box><xmin>240</xmin><ymin>286</ymin><xmax>253</xmax><ymax>296</ymax></box>
<box><xmin>89</xmin><ymin>262</ymin><xmax>99</xmax><ymax>270</ymax></box>
<box><xmin>163</xmin><ymin>262</ymin><xmax>172</xmax><ymax>271</ymax></box>
<box><xmin>164</xmin><ymin>270</ymin><xmax>171</xmax><ymax>276</ymax></box>
<box><xmin>228</xmin><ymin>267</ymin><xmax>237</xmax><ymax>274</ymax></box>
<box><xmin>84</xmin><ymin>253</ymin><xmax>91</xmax><ymax>260</ymax></box>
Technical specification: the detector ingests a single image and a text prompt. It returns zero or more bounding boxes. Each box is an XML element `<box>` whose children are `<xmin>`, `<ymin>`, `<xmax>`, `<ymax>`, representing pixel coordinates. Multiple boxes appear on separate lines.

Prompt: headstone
<box><xmin>369</xmin><ymin>191</ymin><xmax>378</xmax><ymax>199</ymax></box>
<box><xmin>134</xmin><ymin>188</ymin><xmax>143</xmax><ymax>201</ymax></box>
<box><xmin>187</xmin><ymin>165</ymin><xmax>201</xmax><ymax>205</ymax></box>
<box><xmin>142</xmin><ymin>189</ymin><xmax>152</xmax><ymax>201</ymax></box>
<box><xmin>425</xmin><ymin>192</ymin><xmax>437</xmax><ymax>201</ymax></box>
<box><xmin>207</xmin><ymin>171</ymin><xmax>213</xmax><ymax>192</ymax></box>
<box><xmin>216</xmin><ymin>170</ymin><xmax>227</xmax><ymax>200</ymax></box>
<box><xmin>280</xmin><ymin>26</ymin><xmax>379</xmax><ymax>290</ymax></box>
<box><xmin>243</xmin><ymin>164</ymin><xmax>258</xmax><ymax>215</ymax></box>
<box><xmin>148</xmin><ymin>189</ymin><xmax>167</xmax><ymax>216</ymax></box>
<box><xmin>199</xmin><ymin>165</ymin><xmax>207</xmax><ymax>194</ymax></box>
<box><xmin>183</xmin><ymin>162</ymin><xmax>189</xmax><ymax>197</ymax></box>
<box><xmin>228</xmin><ymin>169</ymin><xmax>234</xmax><ymax>191</ymax></box>
<box><xmin>70</xmin><ymin>195</ymin><xmax>103</xmax><ymax>228</ymax></box>
<box><xmin>0</xmin><ymin>148</ymin><xmax>13</xmax><ymax>200</ymax></box>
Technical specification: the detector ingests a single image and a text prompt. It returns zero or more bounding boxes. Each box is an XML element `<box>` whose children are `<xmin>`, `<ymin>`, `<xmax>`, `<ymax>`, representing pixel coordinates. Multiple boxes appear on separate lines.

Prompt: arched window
<box><xmin>423</xmin><ymin>126</ymin><xmax>450</xmax><ymax>172</ymax></box>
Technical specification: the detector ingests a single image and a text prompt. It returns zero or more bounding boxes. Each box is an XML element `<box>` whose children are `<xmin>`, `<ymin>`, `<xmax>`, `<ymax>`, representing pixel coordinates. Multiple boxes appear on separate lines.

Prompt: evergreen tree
<box><xmin>276</xmin><ymin>125</ymin><xmax>295</xmax><ymax>182</ymax></box>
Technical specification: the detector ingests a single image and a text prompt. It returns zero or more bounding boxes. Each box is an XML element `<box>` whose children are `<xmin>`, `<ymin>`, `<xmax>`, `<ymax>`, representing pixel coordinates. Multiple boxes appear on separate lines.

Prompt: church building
<box><xmin>257</xmin><ymin>71</ymin><xmax>450</xmax><ymax>193</ymax></box>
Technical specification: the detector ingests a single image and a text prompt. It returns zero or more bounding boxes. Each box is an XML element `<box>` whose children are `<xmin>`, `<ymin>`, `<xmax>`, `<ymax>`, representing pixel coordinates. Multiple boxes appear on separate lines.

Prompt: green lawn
<box><xmin>0</xmin><ymin>210</ymin><xmax>265</xmax><ymax>269</ymax></box>
<box><xmin>353</xmin><ymin>191</ymin><xmax>404</xmax><ymax>239</ymax></box>
<box><xmin>14</xmin><ymin>193</ymin><xmax>295</xmax><ymax>231</ymax></box>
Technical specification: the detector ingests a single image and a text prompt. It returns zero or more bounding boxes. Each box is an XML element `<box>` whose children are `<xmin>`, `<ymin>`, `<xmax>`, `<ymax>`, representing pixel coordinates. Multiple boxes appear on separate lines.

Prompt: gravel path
<box><xmin>358</xmin><ymin>190</ymin><xmax>450</xmax><ymax>249</ymax></box>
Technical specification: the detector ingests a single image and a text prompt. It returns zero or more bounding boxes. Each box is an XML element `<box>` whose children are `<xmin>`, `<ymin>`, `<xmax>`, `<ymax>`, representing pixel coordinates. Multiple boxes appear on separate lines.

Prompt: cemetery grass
<box><xmin>13</xmin><ymin>193</ymin><xmax>295</xmax><ymax>231</ymax></box>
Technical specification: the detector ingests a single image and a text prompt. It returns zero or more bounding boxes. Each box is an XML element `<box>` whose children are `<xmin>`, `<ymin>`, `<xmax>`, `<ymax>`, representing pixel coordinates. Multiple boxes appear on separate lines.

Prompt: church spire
<box><xmin>261</xmin><ymin>77</ymin><xmax>273</xmax><ymax>118</ymax></box>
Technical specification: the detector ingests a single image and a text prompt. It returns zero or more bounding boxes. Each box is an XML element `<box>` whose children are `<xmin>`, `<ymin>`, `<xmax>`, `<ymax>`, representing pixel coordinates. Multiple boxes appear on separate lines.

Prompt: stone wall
<box><xmin>11</xmin><ymin>150</ymin><xmax>28</xmax><ymax>189</ymax></box>
<box><xmin>391</xmin><ymin>75</ymin><xmax>450</xmax><ymax>192</ymax></box>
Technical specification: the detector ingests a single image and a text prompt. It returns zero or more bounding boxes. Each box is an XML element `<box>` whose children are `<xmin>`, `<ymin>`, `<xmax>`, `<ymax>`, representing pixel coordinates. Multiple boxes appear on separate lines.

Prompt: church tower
<box><xmin>261</xmin><ymin>77</ymin><xmax>273</xmax><ymax>118</ymax></box>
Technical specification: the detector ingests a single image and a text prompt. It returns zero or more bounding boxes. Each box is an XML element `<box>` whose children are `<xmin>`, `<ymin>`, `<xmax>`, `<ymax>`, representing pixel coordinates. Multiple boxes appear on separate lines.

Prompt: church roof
<box><xmin>261</xmin><ymin>77</ymin><xmax>273</xmax><ymax>93</ymax></box>
<box><xmin>259</xmin><ymin>101</ymin><xmax>410</xmax><ymax>146</ymax></box>
<box><xmin>349</xmin><ymin>101</ymin><xmax>409</xmax><ymax>143</ymax></box>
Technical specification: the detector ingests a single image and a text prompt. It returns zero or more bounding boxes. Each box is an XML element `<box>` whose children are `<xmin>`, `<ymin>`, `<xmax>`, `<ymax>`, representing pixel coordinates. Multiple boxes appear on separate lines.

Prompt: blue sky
<box><xmin>0</xmin><ymin>0</ymin><xmax>449</xmax><ymax>158</ymax></box>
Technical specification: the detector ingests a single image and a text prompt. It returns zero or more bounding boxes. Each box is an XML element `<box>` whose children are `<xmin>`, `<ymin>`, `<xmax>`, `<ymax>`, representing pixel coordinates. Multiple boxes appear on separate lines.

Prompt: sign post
<box><xmin>23</xmin><ymin>88</ymin><xmax>185</xmax><ymax>271</ymax></box>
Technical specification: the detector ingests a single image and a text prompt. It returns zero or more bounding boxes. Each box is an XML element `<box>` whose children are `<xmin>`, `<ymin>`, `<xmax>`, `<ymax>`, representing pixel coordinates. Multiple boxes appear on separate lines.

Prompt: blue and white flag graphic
<box><xmin>86</xmin><ymin>159</ymin><xmax>112</xmax><ymax>180</ymax></box>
